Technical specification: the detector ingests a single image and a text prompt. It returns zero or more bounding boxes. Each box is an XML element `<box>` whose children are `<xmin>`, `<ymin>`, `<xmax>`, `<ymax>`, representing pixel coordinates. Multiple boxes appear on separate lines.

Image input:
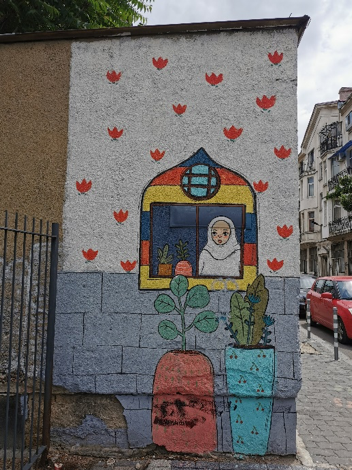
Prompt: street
<box><xmin>299</xmin><ymin>318</ymin><xmax>352</xmax><ymax>359</ymax></box>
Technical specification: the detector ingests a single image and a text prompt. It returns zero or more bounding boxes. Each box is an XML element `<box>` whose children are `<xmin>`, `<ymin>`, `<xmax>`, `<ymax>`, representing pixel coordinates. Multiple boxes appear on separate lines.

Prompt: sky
<box><xmin>144</xmin><ymin>0</ymin><xmax>352</xmax><ymax>147</ymax></box>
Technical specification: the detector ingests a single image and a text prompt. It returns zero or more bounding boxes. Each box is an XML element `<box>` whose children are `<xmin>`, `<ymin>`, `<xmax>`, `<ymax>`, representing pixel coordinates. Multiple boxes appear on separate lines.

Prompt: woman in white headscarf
<box><xmin>199</xmin><ymin>216</ymin><xmax>241</xmax><ymax>277</ymax></box>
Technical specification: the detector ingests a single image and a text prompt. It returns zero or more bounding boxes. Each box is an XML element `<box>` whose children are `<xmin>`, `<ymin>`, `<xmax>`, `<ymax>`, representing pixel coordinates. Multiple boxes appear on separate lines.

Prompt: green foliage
<box><xmin>227</xmin><ymin>274</ymin><xmax>270</xmax><ymax>346</ymax></box>
<box><xmin>325</xmin><ymin>175</ymin><xmax>352</xmax><ymax>213</ymax></box>
<box><xmin>154</xmin><ymin>275</ymin><xmax>218</xmax><ymax>350</ymax></box>
<box><xmin>175</xmin><ymin>239</ymin><xmax>189</xmax><ymax>260</ymax></box>
<box><xmin>0</xmin><ymin>0</ymin><xmax>154</xmax><ymax>34</ymax></box>
<box><xmin>157</xmin><ymin>244</ymin><xmax>173</xmax><ymax>264</ymax></box>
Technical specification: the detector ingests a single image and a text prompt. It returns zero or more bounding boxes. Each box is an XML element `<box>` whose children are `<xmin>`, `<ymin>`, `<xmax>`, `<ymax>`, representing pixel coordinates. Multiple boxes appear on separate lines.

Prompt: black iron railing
<box><xmin>328</xmin><ymin>166</ymin><xmax>352</xmax><ymax>191</ymax></box>
<box><xmin>329</xmin><ymin>216</ymin><xmax>352</xmax><ymax>235</ymax></box>
<box><xmin>0</xmin><ymin>212</ymin><xmax>58</xmax><ymax>470</ymax></box>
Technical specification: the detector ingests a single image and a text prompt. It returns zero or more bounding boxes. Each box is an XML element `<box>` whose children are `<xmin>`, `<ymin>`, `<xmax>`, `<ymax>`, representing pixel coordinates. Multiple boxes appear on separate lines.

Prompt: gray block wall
<box><xmin>53</xmin><ymin>272</ymin><xmax>300</xmax><ymax>453</ymax></box>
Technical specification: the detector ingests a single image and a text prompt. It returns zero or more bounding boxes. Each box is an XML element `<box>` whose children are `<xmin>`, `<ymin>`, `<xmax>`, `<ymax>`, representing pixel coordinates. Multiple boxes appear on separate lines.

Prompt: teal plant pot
<box><xmin>225</xmin><ymin>346</ymin><xmax>275</xmax><ymax>455</ymax></box>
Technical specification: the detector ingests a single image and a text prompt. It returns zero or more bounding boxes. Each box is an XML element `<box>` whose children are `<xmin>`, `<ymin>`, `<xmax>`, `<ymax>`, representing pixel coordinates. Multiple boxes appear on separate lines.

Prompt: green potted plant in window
<box><xmin>157</xmin><ymin>243</ymin><xmax>173</xmax><ymax>276</ymax></box>
<box><xmin>174</xmin><ymin>239</ymin><xmax>192</xmax><ymax>276</ymax></box>
<box><xmin>220</xmin><ymin>274</ymin><xmax>276</xmax><ymax>455</ymax></box>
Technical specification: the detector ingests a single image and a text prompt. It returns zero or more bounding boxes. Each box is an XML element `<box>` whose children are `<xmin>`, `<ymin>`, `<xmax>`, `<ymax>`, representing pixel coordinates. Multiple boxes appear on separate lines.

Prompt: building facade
<box><xmin>1</xmin><ymin>17</ymin><xmax>309</xmax><ymax>456</ymax></box>
<box><xmin>299</xmin><ymin>87</ymin><xmax>352</xmax><ymax>276</ymax></box>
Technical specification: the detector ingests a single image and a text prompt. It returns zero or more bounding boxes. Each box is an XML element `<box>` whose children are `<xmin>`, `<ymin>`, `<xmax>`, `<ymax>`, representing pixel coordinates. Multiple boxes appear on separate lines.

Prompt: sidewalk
<box><xmin>297</xmin><ymin>324</ymin><xmax>352</xmax><ymax>469</ymax></box>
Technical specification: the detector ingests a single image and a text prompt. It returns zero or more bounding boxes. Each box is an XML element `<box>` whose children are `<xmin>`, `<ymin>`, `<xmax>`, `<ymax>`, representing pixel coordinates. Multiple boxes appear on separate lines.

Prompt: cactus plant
<box><xmin>222</xmin><ymin>274</ymin><xmax>274</xmax><ymax>346</ymax></box>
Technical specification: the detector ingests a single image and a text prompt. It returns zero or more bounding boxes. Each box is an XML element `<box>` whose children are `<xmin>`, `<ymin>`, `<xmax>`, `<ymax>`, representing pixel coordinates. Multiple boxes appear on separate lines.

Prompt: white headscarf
<box><xmin>201</xmin><ymin>216</ymin><xmax>240</xmax><ymax>260</ymax></box>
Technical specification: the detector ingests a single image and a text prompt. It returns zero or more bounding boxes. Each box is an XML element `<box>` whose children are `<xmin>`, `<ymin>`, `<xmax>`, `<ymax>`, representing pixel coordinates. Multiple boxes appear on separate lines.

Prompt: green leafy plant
<box><xmin>154</xmin><ymin>275</ymin><xmax>218</xmax><ymax>350</ymax></box>
<box><xmin>157</xmin><ymin>244</ymin><xmax>173</xmax><ymax>264</ymax></box>
<box><xmin>221</xmin><ymin>274</ymin><xmax>274</xmax><ymax>347</ymax></box>
<box><xmin>325</xmin><ymin>175</ymin><xmax>352</xmax><ymax>213</ymax></box>
<box><xmin>175</xmin><ymin>239</ymin><xmax>189</xmax><ymax>261</ymax></box>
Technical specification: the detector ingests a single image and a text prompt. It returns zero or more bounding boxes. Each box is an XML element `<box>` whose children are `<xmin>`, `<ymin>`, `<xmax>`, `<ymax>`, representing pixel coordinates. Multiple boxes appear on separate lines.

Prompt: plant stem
<box><xmin>247</xmin><ymin>305</ymin><xmax>254</xmax><ymax>345</ymax></box>
<box><xmin>178</xmin><ymin>297</ymin><xmax>186</xmax><ymax>351</ymax></box>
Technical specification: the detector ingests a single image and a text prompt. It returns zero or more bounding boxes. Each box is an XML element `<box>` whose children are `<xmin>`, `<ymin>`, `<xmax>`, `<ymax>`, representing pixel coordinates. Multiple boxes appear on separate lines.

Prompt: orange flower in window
<box><xmin>153</xmin><ymin>57</ymin><xmax>168</xmax><ymax>69</ymax></box>
<box><xmin>82</xmin><ymin>249</ymin><xmax>98</xmax><ymax>261</ymax></box>
<box><xmin>106</xmin><ymin>71</ymin><xmax>121</xmax><ymax>83</ymax></box>
<box><xmin>114</xmin><ymin>210</ymin><xmax>128</xmax><ymax>224</ymax></box>
<box><xmin>121</xmin><ymin>260</ymin><xmax>137</xmax><ymax>272</ymax></box>
<box><xmin>173</xmin><ymin>104</ymin><xmax>187</xmax><ymax>115</ymax></box>
<box><xmin>205</xmin><ymin>73</ymin><xmax>223</xmax><ymax>86</ymax></box>
<box><xmin>256</xmin><ymin>95</ymin><xmax>276</xmax><ymax>110</ymax></box>
<box><xmin>76</xmin><ymin>179</ymin><xmax>92</xmax><ymax>194</ymax></box>
<box><xmin>268</xmin><ymin>51</ymin><xmax>283</xmax><ymax>65</ymax></box>
<box><xmin>277</xmin><ymin>225</ymin><xmax>293</xmax><ymax>239</ymax></box>
<box><xmin>150</xmin><ymin>149</ymin><xmax>165</xmax><ymax>161</ymax></box>
<box><xmin>108</xmin><ymin>127</ymin><xmax>123</xmax><ymax>139</ymax></box>
<box><xmin>223</xmin><ymin>126</ymin><xmax>243</xmax><ymax>140</ymax></box>
<box><xmin>274</xmin><ymin>146</ymin><xmax>291</xmax><ymax>159</ymax></box>
<box><xmin>267</xmin><ymin>258</ymin><xmax>284</xmax><ymax>271</ymax></box>
<box><xmin>253</xmin><ymin>180</ymin><xmax>269</xmax><ymax>193</ymax></box>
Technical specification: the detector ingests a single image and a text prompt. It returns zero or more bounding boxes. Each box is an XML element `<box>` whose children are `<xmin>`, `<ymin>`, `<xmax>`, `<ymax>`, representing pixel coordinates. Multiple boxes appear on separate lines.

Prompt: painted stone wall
<box><xmin>54</xmin><ymin>26</ymin><xmax>301</xmax><ymax>455</ymax></box>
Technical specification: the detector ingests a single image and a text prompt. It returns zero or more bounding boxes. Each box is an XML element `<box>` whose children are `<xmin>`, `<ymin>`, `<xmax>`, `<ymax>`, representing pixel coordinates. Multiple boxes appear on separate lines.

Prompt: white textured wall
<box><xmin>63</xmin><ymin>28</ymin><xmax>300</xmax><ymax>277</ymax></box>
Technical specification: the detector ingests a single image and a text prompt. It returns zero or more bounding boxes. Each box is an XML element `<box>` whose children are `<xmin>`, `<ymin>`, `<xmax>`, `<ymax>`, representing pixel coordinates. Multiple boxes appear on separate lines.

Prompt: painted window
<box><xmin>140</xmin><ymin>148</ymin><xmax>257</xmax><ymax>291</ymax></box>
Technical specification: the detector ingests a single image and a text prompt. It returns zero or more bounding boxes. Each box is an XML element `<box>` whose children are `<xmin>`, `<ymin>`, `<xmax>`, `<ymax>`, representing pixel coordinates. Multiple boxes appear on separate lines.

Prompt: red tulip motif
<box><xmin>268</xmin><ymin>51</ymin><xmax>283</xmax><ymax>65</ymax></box>
<box><xmin>173</xmin><ymin>104</ymin><xmax>187</xmax><ymax>115</ymax></box>
<box><xmin>82</xmin><ymin>249</ymin><xmax>98</xmax><ymax>261</ymax></box>
<box><xmin>253</xmin><ymin>180</ymin><xmax>269</xmax><ymax>193</ymax></box>
<box><xmin>223</xmin><ymin>126</ymin><xmax>243</xmax><ymax>140</ymax></box>
<box><xmin>150</xmin><ymin>149</ymin><xmax>165</xmax><ymax>161</ymax></box>
<box><xmin>76</xmin><ymin>179</ymin><xmax>92</xmax><ymax>194</ymax></box>
<box><xmin>121</xmin><ymin>260</ymin><xmax>137</xmax><ymax>272</ymax></box>
<box><xmin>267</xmin><ymin>258</ymin><xmax>284</xmax><ymax>271</ymax></box>
<box><xmin>277</xmin><ymin>225</ymin><xmax>293</xmax><ymax>239</ymax></box>
<box><xmin>106</xmin><ymin>71</ymin><xmax>121</xmax><ymax>83</ymax></box>
<box><xmin>153</xmin><ymin>57</ymin><xmax>168</xmax><ymax>69</ymax></box>
<box><xmin>108</xmin><ymin>127</ymin><xmax>124</xmax><ymax>139</ymax></box>
<box><xmin>274</xmin><ymin>146</ymin><xmax>291</xmax><ymax>159</ymax></box>
<box><xmin>256</xmin><ymin>95</ymin><xmax>276</xmax><ymax>111</ymax></box>
<box><xmin>205</xmin><ymin>73</ymin><xmax>223</xmax><ymax>86</ymax></box>
<box><xmin>114</xmin><ymin>210</ymin><xmax>128</xmax><ymax>224</ymax></box>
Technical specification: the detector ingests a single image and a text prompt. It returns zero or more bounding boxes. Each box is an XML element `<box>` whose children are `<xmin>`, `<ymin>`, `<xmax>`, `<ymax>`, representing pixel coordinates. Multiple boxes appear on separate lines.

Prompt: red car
<box><xmin>306</xmin><ymin>276</ymin><xmax>352</xmax><ymax>344</ymax></box>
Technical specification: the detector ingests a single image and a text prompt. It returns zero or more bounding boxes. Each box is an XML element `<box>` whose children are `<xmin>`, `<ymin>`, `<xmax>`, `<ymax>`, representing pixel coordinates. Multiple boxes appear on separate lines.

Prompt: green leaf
<box><xmin>185</xmin><ymin>285</ymin><xmax>210</xmax><ymax>309</ymax></box>
<box><xmin>154</xmin><ymin>294</ymin><xmax>175</xmax><ymax>313</ymax></box>
<box><xmin>170</xmin><ymin>275</ymin><xmax>188</xmax><ymax>298</ymax></box>
<box><xmin>229</xmin><ymin>292</ymin><xmax>251</xmax><ymax>345</ymax></box>
<box><xmin>158</xmin><ymin>320</ymin><xmax>179</xmax><ymax>340</ymax></box>
<box><xmin>193</xmin><ymin>311</ymin><xmax>218</xmax><ymax>333</ymax></box>
<box><xmin>245</xmin><ymin>274</ymin><xmax>268</xmax><ymax>345</ymax></box>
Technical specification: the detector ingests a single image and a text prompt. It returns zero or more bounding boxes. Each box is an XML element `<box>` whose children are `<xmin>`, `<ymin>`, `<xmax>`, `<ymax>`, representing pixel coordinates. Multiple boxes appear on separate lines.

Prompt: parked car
<box><xmin>299</xmin><ymin>274</ymin><xmax>316</xmax><ymax>317</ymax></box>
<box><xmin>306</xmin><ymin>276</ymin><xmax>352</xmax><ymax>344</ymax></box>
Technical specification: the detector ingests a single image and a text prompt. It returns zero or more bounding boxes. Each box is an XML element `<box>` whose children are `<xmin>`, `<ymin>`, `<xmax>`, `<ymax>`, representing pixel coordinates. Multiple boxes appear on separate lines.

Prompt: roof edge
<box><xmin>0</xmin><ymin>15</ymin><xmax>310</xmax><ymax>44</ymax></box>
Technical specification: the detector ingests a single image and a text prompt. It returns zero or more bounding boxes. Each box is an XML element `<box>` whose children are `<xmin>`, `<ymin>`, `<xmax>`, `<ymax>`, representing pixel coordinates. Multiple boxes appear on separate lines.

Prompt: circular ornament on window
<box><xmin>181</xmin><ymin>165</ymin><xmax>220</xmax><ymax>200</ymax></box>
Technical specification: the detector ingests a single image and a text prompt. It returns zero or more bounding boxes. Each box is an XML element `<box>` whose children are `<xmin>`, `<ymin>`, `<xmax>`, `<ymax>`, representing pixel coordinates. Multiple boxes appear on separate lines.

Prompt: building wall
<box><xmin>53</xmin><ymin>27</ymin><xmax>302</xmax><ymax>455</ymax></box>
<box><xmin>0</xmin><ymin>41</ymin><xmax>71</xmax><ymax>225</ymax></box>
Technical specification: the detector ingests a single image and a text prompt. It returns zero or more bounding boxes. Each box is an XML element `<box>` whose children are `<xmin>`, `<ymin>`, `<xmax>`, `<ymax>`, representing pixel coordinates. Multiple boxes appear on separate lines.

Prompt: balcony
<box><xmin>329</xmin><ymin>216</ymin><xmax>352</xmax><ymax>236</ymax></box>
<box><xmin>328</xmin><ymin>166</ymin><xmax>352</xmax><ymax>191</ymax></box>
<box><xmin>320</xmin><ymin>134</ymin><xmax>343</xmax><ymax>155</ymax></box>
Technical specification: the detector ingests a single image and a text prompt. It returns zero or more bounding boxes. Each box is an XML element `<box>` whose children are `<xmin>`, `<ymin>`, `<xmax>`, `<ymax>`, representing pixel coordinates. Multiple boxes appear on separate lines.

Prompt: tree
<box><xmin>325</xmin><ymin>175</ymin><xmax>352</xmax><ymax>213</ymax></box>
<box><xmin>0</xmin><ymin>0</ymin><xmax>154</xmax><ymax>34</ymax></box>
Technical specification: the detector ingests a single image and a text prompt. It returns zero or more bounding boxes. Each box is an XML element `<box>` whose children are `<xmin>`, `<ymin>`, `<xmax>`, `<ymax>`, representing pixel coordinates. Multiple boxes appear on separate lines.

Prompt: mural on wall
<box><xmin>221</xmin><ymin>274</ymin><xmax>275</xmax><ymax>455</ymax></box>
<box><xmin>152</xmin><ymin>273</ymin><xmax>275</xmax><ymax>455</ymax></box>
<box><xmin>152</xmin><ymin>275</ymin><xmax>218</xmax><ymax>453</ymax></box>
<box><xmin>139</xmin><ymin>148</ymin><xmax>258</xmax><ymax>291</ymax></box>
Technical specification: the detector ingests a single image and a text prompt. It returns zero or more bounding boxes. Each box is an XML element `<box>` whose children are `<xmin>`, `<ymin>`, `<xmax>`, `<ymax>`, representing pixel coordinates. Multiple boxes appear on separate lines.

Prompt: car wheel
<box><xmin>338</xmin><ymin>317</ymin><xmax>349</xmax><ymax>344</ymax></box>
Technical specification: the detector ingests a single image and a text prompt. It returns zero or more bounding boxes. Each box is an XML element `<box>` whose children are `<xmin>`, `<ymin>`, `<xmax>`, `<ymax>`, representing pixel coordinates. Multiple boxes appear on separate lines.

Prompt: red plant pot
<box><xmin>152</xmin><ymin>350</ymin><xmax>217</xmax><ymax>454</ymax></box>
<box><xmin>175</xmin><ymin>260</ymin><xmax>192</xmax><ymax>277</ymax></box>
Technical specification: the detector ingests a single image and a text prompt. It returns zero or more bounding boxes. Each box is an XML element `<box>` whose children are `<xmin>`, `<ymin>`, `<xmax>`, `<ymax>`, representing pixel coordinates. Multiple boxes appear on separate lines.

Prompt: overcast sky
<box><xmin>145</xmin><ymin>0</ymin><xmax>352</xmax><ymax>146</ymax></box>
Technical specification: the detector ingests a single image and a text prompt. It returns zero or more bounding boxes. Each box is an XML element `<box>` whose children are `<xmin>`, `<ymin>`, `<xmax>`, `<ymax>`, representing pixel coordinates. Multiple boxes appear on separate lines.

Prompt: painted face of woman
<box><xmin>211</xmin><ymin>220</ymin><xmax>231</xmax><ymax>245</ymax></box>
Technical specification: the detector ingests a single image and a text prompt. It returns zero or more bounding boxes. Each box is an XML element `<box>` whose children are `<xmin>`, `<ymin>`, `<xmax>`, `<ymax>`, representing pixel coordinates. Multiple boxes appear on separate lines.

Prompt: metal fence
<box><xmin>0</xmin><ymin>212</ymin><xmax>58</xmax><ymax>470</ymax></box>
